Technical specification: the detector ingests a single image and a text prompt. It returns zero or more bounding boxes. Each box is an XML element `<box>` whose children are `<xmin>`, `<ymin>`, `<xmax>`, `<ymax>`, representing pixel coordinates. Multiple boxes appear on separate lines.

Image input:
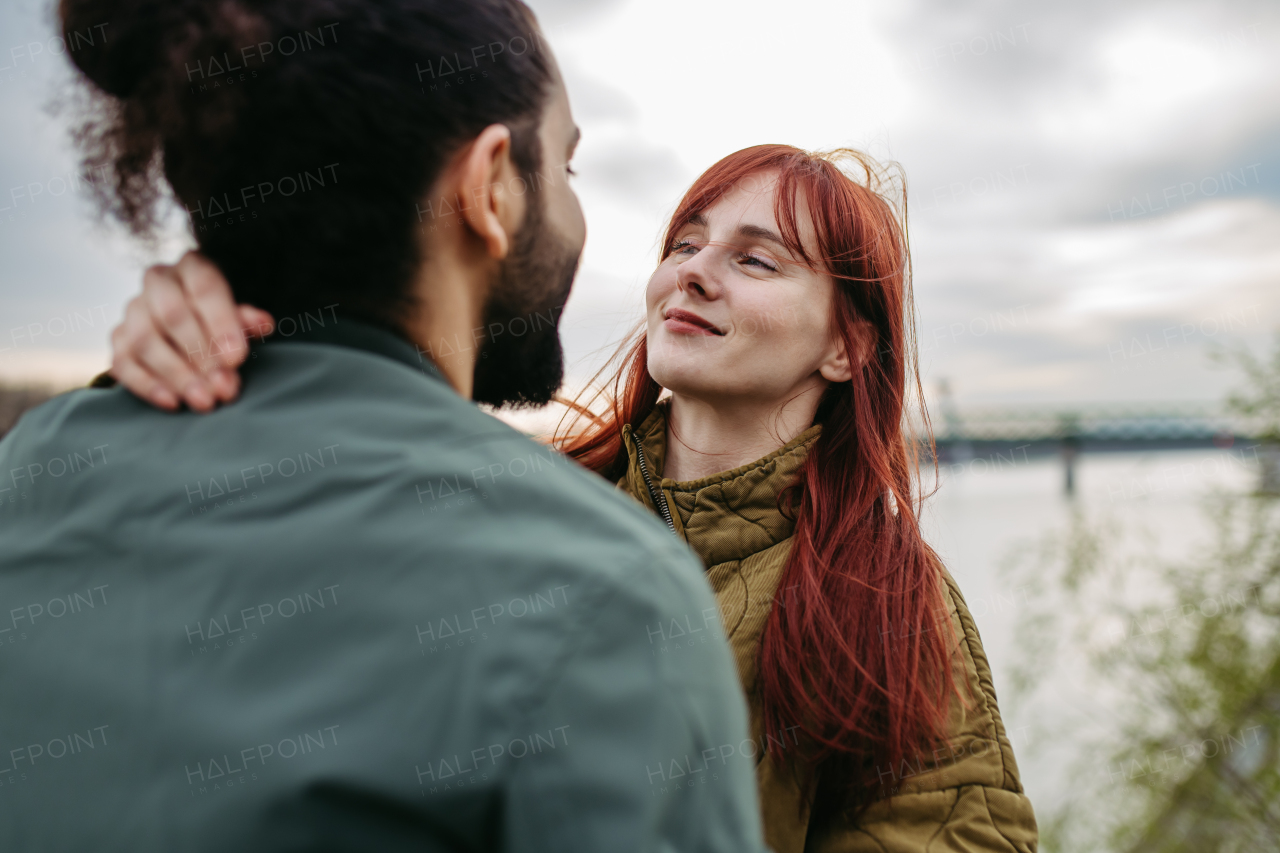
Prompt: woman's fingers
<box><xmin>112</xmin><ymin>253</ymin><xmax>274</xmax><ymax>411</ymax></box>
<box><xmin>141</xmin><ymin>327</ymin><xmax>221</xmax><ymax>411</ymax></box>
<box><xmin>238</xmin><ymin>304</ymin><xmax>275</xmax><ymax>340</ymax></box>
<box><xmin>110</xmin><ymin>299</ymin><xmax>202</xmax><ymax>410</ymax></box>
<box><xmin>201</xmin><ymin>304</ymin><xmax>276</xmax><ymax>402</ymax></box>
<box><xmin>109</xmin><ymin>357</ymin><xmax>180</xmax><ymax>411</ymax></box>
<box><xmin>111</xmin><ymin>254</ymin><xmax>274</xmax><ymax>411</ymax></box>
<box><xmin>139</xmin><ymin>252</ymin><xmax>256</xmax><ymax>407</ymax></box>
<box><xmin>140</xmin><ymin>263</ymin><xmax>218</xmax><ymax>375</ymax></box>
<box><xmin>119</xmin><ymin>296</ymin><xmax>219</xmax><ymax>411</ymax></box>
<box><xmin>174</xmin><ymin>251</ymin><xmax>250</xmax><ymax>371</ymax></box>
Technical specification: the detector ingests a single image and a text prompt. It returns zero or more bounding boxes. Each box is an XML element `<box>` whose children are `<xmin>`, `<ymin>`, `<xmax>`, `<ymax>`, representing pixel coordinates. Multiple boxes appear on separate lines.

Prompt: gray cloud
<box><xmin>575</xmin><ymin>140</ymin><xmax>689</xmax><ymax>206</ymax></box>
<box><xmin>526</xmin><ymin>0</ymin><xmax>629</xmax><ymax>29</ymax></box>
<box><xmin>882</xmin><ymin>0</ymin><xmax>1280</xmax><ymax>227</ymax></box>
<box><xmin>558</xmin><ymin>59</ymin><xmax>639</xmax><ymax>123</ymax></box>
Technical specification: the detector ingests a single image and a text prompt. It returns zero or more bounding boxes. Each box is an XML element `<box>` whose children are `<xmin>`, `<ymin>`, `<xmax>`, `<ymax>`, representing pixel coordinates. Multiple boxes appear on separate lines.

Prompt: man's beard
<box><xmin>471</xmin><ymin>197</ymin><xmax>580</xmax><ymax>408</ymax></box>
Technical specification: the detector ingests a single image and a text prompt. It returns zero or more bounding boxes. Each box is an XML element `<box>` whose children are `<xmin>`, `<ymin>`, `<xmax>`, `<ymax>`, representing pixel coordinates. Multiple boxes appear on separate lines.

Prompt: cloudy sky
<box><xmin>1</xmin><ymin>0</ymin><xmax>1276</xmax><ymax>407</ymax></box>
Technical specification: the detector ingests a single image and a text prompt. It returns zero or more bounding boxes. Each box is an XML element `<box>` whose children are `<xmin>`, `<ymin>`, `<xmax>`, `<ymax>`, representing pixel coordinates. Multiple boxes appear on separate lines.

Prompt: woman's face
<box><xmin>645</xmin><ymin>172</ymin><xmax>852</xmax><ymax>407</ymax></box>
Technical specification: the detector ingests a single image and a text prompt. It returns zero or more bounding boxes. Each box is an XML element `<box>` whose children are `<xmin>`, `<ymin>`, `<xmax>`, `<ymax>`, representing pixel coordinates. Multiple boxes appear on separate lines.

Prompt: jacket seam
<box><xmin>505</xmin><ymin>561</ymin><xmax>622</xmax><ymax>735</ymax></box>
<box><xmin>511</xmin><ymin>547</ymin><xmax>711</xmax><ymax>848</ymax></box>
<box><xmin>687</xmin><ymin>494</ymin><xmax>791</xmax><ymax>567</ymax></box>
<box><xmin>721</xmin><ymin>494</ymin><xmax>786</xmax><ymax>541</ymax></box>
<box><xmin>503</xmin><ymin>558</ymin><xmax>637</xmax><ymax>847</ymax></box>
<box><xmin>976</xmin><ymin>783</ymin><xmax>1023</xmax><ymax>853</ymax></box>
<box><xmin>945</xmin><ymin>580</ymin><xmax>1015</xmax><ymax>790</ymax></box>
<box><xmin>923</xmin><ymin>786</ymin><xmax>964</xmax><ymax>852</ymax></box>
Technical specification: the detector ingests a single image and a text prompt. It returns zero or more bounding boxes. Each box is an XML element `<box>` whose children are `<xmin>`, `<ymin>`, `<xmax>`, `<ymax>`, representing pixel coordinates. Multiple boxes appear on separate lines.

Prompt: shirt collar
<box><xmin>262</xmin><ymin>314</ymin><xmax>447</xmax><ymax>385</ymax></box>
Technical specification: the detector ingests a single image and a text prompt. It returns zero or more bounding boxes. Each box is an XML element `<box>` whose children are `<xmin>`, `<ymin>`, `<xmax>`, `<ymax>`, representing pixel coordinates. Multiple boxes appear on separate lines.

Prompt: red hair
<box><xmin>556</xmin><ymin>145</ymin><xmax>957</xmax><ymax>814</ymax></box>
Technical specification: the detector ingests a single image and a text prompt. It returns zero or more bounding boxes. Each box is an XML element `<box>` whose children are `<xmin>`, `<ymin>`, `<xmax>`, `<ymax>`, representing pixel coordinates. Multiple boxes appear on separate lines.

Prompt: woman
<box><xmin>108</xmin><ymin>144</ymin><xmax>1038</xmax><ymax>852</ymax></box>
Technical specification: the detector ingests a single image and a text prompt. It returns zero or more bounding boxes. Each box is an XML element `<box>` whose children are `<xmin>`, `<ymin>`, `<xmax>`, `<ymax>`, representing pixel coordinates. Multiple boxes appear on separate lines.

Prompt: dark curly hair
<box><xmin>60</xmin><ymin>0</ymin><xmax>552</xmax><ymax>328</ymax></box>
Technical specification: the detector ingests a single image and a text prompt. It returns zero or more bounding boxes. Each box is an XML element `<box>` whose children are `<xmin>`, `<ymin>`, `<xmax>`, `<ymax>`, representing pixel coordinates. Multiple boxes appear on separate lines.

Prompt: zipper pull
<box><xmin>630</xmin><ymin>431</ymin><xmax>676</xmax><ymax>534</ymax></box>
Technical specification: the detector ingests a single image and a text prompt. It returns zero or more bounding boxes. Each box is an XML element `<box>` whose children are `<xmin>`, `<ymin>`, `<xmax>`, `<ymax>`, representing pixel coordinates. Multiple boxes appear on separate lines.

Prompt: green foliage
<box><xmin>1009</xmin><ymin>497</ymin><xmax>1280</xmax><ymax>852</ymax></box>
<box><xmin>1007</xmin><ymin>337</ymin><xmax>1280</xmax><ymax>853</ymax></box>
<box><xmin>1215</xmin><ymin>333</ymin><xmax>1280</xmax><ymax>444</ymax></box>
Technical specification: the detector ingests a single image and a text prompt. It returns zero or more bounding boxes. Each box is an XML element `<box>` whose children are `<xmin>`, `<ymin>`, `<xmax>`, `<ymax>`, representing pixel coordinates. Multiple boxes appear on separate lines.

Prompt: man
<box><xmin>0</xmin><ymin>1</ymin><xmax>767</xmax><ymax>850</ymax></box>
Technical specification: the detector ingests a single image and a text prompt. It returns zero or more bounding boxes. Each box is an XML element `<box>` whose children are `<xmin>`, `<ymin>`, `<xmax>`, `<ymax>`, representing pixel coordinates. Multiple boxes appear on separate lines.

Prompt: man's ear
<box><xmin>818</xmin><ymin>320</ymin><xmax>874</xmax><ymax>383</ymax></box>
<box><xmin>456</xmin><ymin>123</ymin><xmax>525</xmax><ymax>259</ymax></box>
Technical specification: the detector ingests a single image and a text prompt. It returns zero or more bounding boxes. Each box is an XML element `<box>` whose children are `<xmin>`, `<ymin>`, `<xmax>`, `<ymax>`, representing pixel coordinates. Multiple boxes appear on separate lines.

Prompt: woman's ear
<box><xmin>818</xmin><ymin>320</ymin><xmax>873</xmax><ymax>383</ymax></box>
<box><xmin>818</xmin><ymin>341</ymin><xmax>852</xmax><ymax>384</ymax></box>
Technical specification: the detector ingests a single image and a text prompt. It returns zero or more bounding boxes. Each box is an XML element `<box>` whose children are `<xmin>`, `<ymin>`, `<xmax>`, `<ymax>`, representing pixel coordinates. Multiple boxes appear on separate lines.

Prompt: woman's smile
<box><xmin>663</xmin><ymin>307</ymin><xmax>725</xmax><ymax>336</ymax></box>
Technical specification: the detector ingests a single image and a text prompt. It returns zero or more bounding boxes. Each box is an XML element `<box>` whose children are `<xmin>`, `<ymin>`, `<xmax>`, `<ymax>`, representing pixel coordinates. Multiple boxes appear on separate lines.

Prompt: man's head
<box><xmin>412</xmin><ymin>63</ymin><xmax>585</xmax><ymax>407</ymax></box>
<box><xmin>62</xmin><ymin>0</ymin><xmax>585</xmax><ymax>405</ymax></box>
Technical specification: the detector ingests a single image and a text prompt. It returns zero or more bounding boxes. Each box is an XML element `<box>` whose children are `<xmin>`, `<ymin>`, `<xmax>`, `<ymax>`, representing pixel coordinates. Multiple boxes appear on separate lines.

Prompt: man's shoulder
<box><xmin>0</xmin><ymin>343</ymin><xmax>704</xmax><ymax>596</ymax></box>
<box><xmin>251</xmin><ymin>341</ymin><xmax>706</xmax><ymax>589</ymax></box>
<box><xmin>0</xmin><ymin>384</ymin><xmax>134</xmax><ymax>485</ymax></box>
<box><xmin>408</xmin><ymin>410</ymin><xmax>708</xmax><ymax>604</ymax></box>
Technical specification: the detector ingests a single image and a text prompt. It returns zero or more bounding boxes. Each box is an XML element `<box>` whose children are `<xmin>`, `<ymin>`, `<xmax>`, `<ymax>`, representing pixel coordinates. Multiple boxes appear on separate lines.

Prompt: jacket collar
<box><xmin>263</xmin><ymin>314</ymin><xmax>447</xmax><ymax>385</ymax></box>
<box><xmin>87</xmin><ymin>315</ymin><xmax>448</xmax><ymax>393</ymax></box>
<box><xmin>620</xmin><ymin>400</ymin><xmax>821</xmax><ymax>567</ymax></box>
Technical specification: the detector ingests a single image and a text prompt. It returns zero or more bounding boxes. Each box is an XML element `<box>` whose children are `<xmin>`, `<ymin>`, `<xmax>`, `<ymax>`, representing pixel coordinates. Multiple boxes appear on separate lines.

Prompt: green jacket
<box><xmin>0</xmin><ymin>319</ymin><xmax>767</xmax><ymax>853</ymax></box>
<box><xmin>620</xmin><ymin>402</ymin><xmax>1039</xmax><ymax>853</ymax></box>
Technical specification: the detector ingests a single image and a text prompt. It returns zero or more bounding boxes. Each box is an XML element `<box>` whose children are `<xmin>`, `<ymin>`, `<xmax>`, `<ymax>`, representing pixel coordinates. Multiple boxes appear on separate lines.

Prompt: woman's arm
<box><xmin>109</xmin><ymin>251</ymin><xmax>274</xmax><ymax>412</ymax></box>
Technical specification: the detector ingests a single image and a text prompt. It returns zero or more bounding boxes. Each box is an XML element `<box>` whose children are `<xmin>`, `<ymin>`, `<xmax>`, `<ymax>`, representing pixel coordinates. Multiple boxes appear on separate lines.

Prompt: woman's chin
<box><xmin>649</xmin><ymin>361</ymin><xmax>703</xmax><ymax>393</ymax></box>
<box><xmin>648</xmin><ymin>370</ymin><xmax>725</xmax><ymax>402</ymax></box>
<box><xmin>650</xmin><ymin>350</ymin><xmax>759</xmax><ymax>402</ymax></box>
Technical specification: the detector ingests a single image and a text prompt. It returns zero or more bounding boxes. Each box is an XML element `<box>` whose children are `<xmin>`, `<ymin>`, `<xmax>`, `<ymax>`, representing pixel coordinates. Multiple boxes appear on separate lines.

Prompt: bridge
<box><xmin>928</xmin><ymin>399</ymin><xmax>1273</xmax><ymax>495</ymax></box>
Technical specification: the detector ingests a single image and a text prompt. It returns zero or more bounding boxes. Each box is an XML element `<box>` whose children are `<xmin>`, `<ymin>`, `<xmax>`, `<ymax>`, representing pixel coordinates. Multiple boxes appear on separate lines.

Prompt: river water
<box><xmin>921</xmin><ymin>445</ymin><xmax>1262</xmax><ymax>816</ymax></box>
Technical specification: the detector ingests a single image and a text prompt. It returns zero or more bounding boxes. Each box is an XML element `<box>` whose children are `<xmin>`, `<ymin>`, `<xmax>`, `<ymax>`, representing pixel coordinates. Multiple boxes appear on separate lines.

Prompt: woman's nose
<box><xmin>676</xmin><ymin>246</ymin><xmax>723</xmax><ymax>300</ymax></box>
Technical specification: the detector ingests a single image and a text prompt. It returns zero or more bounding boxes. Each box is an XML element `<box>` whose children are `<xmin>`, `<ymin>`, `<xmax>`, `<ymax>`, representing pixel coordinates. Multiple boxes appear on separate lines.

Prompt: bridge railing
<box><xmin>919</xmin><ymin>403</ymin><xmax>1274</xmax><ymax>495</ymax></box>
<box><xmin>926</xmin><ymin>403</ymin><xmax>1254</xmax><ymax>443</ymax></box>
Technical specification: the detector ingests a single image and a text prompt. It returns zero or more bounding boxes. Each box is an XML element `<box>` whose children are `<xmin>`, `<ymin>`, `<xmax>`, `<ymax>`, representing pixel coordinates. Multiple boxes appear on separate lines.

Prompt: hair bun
<box><xmin>61</xmin><ymin>0</ymin><xmax>266</xmax><ymax>99</ymax></box>
<box><xmin>60</xmin><ymin>0</ymin><xmax>173</xmax><ymax>98</ymax></box>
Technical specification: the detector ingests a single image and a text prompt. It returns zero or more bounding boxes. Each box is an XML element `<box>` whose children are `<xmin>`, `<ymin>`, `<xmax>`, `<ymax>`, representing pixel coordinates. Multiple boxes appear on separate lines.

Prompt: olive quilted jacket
<box><xmin>618</xmin><ymin>404</ymin><xmax>1039</xmax><ymax>853</ymax></box>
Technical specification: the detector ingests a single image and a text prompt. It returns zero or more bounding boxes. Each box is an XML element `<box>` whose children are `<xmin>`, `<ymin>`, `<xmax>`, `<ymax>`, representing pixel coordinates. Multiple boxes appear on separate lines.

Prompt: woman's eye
<box><xmin>740</xmin><ymin>253</ymin><xmax>778</xmax><ymax>272</ymax></box>
<box><xmin>671</xmin><ymin>239</ymin><xmax>699</xmax><ymax>255</ymax></box>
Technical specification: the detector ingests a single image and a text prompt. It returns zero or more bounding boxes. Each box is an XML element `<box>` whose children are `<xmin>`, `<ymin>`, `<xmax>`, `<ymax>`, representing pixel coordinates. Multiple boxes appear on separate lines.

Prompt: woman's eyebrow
<box><xmin>684</xmin><ymin>215</ymin><xmax>790</xmax><ymax>256</ymax></box>
<box><xmin>736</xmin><ymin>223</ymin><xmax>788</xmax><ymax>253</ymax></box>
<box><xmin>687</xmin><ymin>214</ymin><xmax>786</xmax><ymax>249</ymax></box>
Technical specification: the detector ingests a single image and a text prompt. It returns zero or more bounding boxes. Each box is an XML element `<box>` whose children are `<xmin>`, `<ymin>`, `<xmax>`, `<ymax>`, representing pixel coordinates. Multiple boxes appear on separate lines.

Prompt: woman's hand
<box><xmin>110</xmin><ymin>251</ymin><xmax>275</xmax><ymax>412</ymax></box>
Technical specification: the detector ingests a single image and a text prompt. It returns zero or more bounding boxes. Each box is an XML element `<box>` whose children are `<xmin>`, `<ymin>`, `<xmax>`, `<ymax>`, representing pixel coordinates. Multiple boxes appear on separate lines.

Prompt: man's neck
<box><xmin>662</xmin><ymin>385</ymin><xmax>825</xmax><ymax>482</ymax></box>
<box><xmin>405</xmin><ymin>257</ymin><xmax>490</xmax><ymax>399</ymax></box>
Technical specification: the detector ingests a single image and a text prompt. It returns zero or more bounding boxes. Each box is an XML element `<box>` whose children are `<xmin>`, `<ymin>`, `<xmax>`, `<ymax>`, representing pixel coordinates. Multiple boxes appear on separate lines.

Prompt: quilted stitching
<box><xmin>617</xmin><ymin>403</ymin><xmax>1038</xmax><ymax>853</ymax></box>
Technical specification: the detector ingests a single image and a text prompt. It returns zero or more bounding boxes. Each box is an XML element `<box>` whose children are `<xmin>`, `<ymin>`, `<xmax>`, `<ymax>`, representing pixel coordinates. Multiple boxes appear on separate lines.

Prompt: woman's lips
<box><xmin>663</xmin><ymin>308</ymin><xmax>724</xmax><ymax>336</ymax></box>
